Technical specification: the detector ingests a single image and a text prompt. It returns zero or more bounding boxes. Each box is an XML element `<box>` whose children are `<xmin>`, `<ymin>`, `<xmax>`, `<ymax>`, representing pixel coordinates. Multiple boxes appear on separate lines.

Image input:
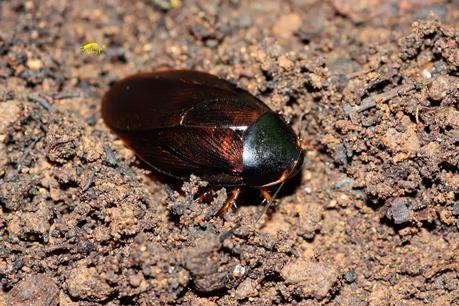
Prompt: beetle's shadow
<box><xmin>134</xmin><ymin>158</ymin><xmax>304</xmax><ymax>209</ymax></box>
<box><xmin>277</xmin><ymin>169</ymin><xmax>303</xmax><ymax>197</ymax></box>
<box><xmin>134</xmin><ymin>159</ymin><xmax>183</xmax><ymax>190</ymax></box>
<box><xmin>237</xmin><ymin>169</ymin><xmax>303</xmax><ymax>209</ymax></box>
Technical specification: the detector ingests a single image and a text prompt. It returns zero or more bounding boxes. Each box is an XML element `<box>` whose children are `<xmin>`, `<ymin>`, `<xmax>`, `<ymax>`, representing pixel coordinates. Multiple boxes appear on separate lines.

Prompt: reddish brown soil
<box><xmin>1</xmin><ymin>0</ymin><xmax>458</xmax><ymax>305</ymax></box>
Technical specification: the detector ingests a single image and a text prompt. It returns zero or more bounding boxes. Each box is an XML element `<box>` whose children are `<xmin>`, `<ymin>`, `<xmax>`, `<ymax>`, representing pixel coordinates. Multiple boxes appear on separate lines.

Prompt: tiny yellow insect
<box><xmin>151</xmin><ymin>0</ymin><xmax>182</xmax><ymax>10</ymax></box>
<box><xmin>80</xmin><ymin>43</ymin><xmax>106</xmax><ymax>56</ymax></box>
<box><xmin>170</xmin><ymin>0</ymin><xmax>182</xmax><ymax>8</ymax></box>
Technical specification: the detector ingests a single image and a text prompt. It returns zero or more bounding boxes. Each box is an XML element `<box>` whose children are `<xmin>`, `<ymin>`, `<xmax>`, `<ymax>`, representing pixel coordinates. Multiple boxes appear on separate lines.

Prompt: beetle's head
<box><xmin>242</xmin><ymin>111</ymin><xmax>304</xmax><ymax>188</ymax></box>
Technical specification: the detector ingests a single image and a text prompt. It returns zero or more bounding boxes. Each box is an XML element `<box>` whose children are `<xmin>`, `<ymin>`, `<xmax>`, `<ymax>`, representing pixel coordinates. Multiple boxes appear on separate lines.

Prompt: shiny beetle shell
<box><xmin>101</xmin><ymin>70</ymin><xmax>304</xmax><ymax>187</ymax></box>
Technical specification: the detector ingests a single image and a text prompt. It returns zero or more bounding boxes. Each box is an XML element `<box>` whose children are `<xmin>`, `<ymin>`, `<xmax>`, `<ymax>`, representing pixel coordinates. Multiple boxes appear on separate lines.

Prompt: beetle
<box><xmin>80</xmin><ymin>42</ymin><xmax>106</xmax><ymax>56</ymax></box>
<box><xmin>101</xmin><ymin>70</ymin><xmax>304</xmax><ymax>215</ymax></box>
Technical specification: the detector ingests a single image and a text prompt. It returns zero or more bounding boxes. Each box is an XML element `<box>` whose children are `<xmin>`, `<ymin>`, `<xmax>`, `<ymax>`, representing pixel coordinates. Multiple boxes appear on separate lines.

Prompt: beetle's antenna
<box><xmin>298</xmin><ymin>113</ymin><xmax>304</xmax><ymax>139</ymax></box>
<box><xmin>254</xmin><ymin>180</ymin><xmax>286</xmax><ymax>223</ymax></box>
<box><xmin>297</xmin><ymin>113</ymin><xmax>307</xmax><ymax>150</ymax></box>
<box><xmin>219</xmin><ymin>148</ymin><xmax>304</xmax><ymax>241</ymax></box>
<box><xmin>255</xmin><ymin>145</ymin><xmax>304</xmax><ymax>224</ymax></box>
<box><xmin>219</xmin><ymin>181</ymin><xmax>286</xmax><ymax>241</ymax></box>
<box><xmin>220</xmin><ymin>114</ymin><xmax>306</xmax><ymax>241</ymax></box>
<box><xmin>219</xmin><ymin>181</ymin><xmax>285</xmax><ymax>241</ymax></box>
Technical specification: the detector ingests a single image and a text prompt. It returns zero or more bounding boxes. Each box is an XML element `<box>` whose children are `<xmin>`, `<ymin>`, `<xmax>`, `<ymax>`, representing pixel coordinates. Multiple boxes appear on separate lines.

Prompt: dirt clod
<box><xmin>384</xmin><ymin>197</ymin><xmax>411</xmax><ymax>225</ymax></box>
<box><xmin>182</xmin><ymin>232</ymin><xmax>239</xmax><ymax>293</ymax></box>
<box><xmin>7</xmin><ymin>274</ymin><xmax>59</xmax><ymax>306</ymax></box>
<box><xmin>280</xmin><ymin>258</ymin><xmax>339</xmax><ymax>300</ymax></box>
<box><xmin>65</xmin><ymin>264</ymin><xmax>115</xmax><ymax>302</ymax></box>
<box><xmin>428</xmin><ymin>75</ymin><xmax>453</xmax><ymax>101</ymax></box>
<box><xmin>1</xmin><ymin>0</ymin><xmax>459</xmax><ymax>305</ymax></box>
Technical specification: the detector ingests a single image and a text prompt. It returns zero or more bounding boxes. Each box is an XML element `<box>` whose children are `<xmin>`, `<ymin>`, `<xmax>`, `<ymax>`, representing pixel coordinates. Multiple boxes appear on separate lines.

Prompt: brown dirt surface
<box><xmin>0</xmin><ymin>0</ymin><xmax>458</xmax><ymax>305</ymax></box>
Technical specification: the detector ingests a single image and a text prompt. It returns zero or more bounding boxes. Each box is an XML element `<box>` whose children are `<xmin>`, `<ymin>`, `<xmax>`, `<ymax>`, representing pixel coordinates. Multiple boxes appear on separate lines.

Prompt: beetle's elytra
<box><xmin>102</xmin><ymin>70</ymin><xmax>304</xmax><ymax>214</ymax></box>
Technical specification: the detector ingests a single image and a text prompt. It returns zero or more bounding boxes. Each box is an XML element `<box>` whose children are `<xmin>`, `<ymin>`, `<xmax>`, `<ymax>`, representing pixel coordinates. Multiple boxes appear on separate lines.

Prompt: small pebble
<box><xmin>26</xmin><ymin>58</ymin><xmax>43</xmax><ymax>70</ymax></box>
<box><xmin>428</xmin><ymin>75</ymin><xmax>451</xmax><ymax>101</ymax></box>
<box><xmin>233</xmin><ymin>264</ymin><xmax>246</xmax><ymax>278</ymax></box>
<box><xmin>7</xmin><ymin>274</ymin><xmax>59</xmax><ymax>306</ymax></box>
<box><xmin>129</xmin><ymin>273</ymin><xmax>143</xmax><ymax>287</ymax></box>
<box><xmin>387</xmin><ymin>198</ymin><xmax>410</xmax><ymax>224</ymax></box>
<box><xmin>103</xmin><ymin>144</ymin><xmax>117</xmax><ymax>166</ymax></box>
<box><xmin>344</xmin><ymin>269</ymin><xmax>357</xmax><ymax>283</ymax></box>
<box><xmin>86</xmin><ymin>114</ymin><xmax>97</xmax><ymax>126</ymax></box>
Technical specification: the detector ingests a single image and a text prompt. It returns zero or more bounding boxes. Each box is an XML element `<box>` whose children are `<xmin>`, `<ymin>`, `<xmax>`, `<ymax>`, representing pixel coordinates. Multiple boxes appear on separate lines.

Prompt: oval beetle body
<box><xmin>102</xmin><ymin>70</ymin><xmax>304</xmax><ymax>212</ymax></box>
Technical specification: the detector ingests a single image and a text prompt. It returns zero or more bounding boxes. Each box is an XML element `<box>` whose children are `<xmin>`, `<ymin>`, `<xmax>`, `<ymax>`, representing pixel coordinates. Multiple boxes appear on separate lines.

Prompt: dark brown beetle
<box><xmin>102</xmin><ymin>70</ymin><xmax>304</xmax><ymax>215</ymax></box>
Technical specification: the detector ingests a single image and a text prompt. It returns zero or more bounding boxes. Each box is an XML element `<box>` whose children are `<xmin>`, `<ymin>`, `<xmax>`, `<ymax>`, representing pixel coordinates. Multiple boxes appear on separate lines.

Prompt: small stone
<box><xmin>7</xmin><ymin>202</ymin><xmax>51</xmax><ymax>240</ymax></box>
<box><xmin>86</xmin><ymin>114</ymin><xmax>96</xmax><ymax>126</ymax></box>
<box><xmin>281</xmin><ymin>259</ymin><xmax>339</xmax><ymax>300</ymax></box>
<box><xmin>129</xmin><ymin>272</ymin><xmax>143</xmax><ymax>287</ymax></box>
<box><xmin>428</xmin><ymin>75</ymin><xmax>451</xmax><ymax>101</ymax></box>
<box><xmin>7</xmin><ymin>274</ymin><xmax>59</xmax><ymax>306</ymax></box>
<box><xmin>343</xmin><ymin>269</ymin><xmax>357</xmax><ymax>283</ymax></box>
<box><xmin>26</xmin><ymin>59</ymin><xmax>43</xmax><ymax>70</ymax></box>
<box><xmin>103</xmin><ymin>144</ymin><xmax>117</xmax><ymax>167</ymax></box>
<box><xmin>421</xmin><ymin>68</ymin><xmax>432</xmax><ymax>79</ymax></box>
<box><xmin>66</xmin><ymin>265</ymin><xmax>114</xmax><ymax>301</ymax></box>
<box><xmin>108</xmin><ymin>206</ymin><xmax>139</xmax><ymax>239</ymax></box>
<box><xmin>232</xmin><ymin>264</ymin><xmax>246</xmax><ymax>278</ymax></box>
<box><xmin>278</xmin><ymin>54</ymin><xmax>293</xmax><ymax>69</ymax></box>
<box><xmin>307</xmin><ymin>73</ymin><xmax>324</xmax><ymax>89</ymax></box>
<box><xmin>205</xmin><ymin>39</ymin><xmax>218</xmax><ymax>48</ymax></box>
<box><xmin>328</xmin><ymin>199</ymin><xmax>337</xmax><ymax>208</ymax></box>
<box><xmin>439</xmin><ymin>209</ymin><xmax>455</xmax><ymax>225</ymax></box>
<box><xmin>382</xmin><ymin>116</ymin><xmax>420</xmax><ymax>157</ymax></box>
<box><xmin>234</xmin><ymin>278</ymin><xmax>258</xmax><ymax>299</ymax></box>
<box><xmin>386</xmin><ymin>198</ymin><xmax>410</xmax><ymax>224</ymax></box>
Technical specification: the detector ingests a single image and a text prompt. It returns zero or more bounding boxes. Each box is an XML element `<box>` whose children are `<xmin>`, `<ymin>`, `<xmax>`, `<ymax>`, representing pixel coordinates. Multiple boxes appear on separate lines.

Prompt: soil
<box><xmin>0</xmin><ymin>0</ymin><xmax>458</xmax><ymax>305</ymax></box>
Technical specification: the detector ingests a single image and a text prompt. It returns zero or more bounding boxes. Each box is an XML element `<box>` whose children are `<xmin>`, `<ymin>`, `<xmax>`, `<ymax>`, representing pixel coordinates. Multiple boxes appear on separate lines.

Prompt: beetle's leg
<box><xmin>298</xmin><ymin>137</ymin><xmax>322</xmax><ymax>152</ymax></box>
<box><xmin>217</xmin><ymin>187</ymin><xmax>241</xmax><ymax>217</ymax></box>
<box><xmin>260</xmin><ymin>188</ymin><xmax>272</xmax><ymax>203</ymax></box>
<box><xmin>298</xmin><ymin>137</ymin><xmax>310</xmax><ymax>150</ymax></box>
<box><xmin>195</xmin><ymin>188</ymin><xmax>217</xmax><ymax>204</ymax></box>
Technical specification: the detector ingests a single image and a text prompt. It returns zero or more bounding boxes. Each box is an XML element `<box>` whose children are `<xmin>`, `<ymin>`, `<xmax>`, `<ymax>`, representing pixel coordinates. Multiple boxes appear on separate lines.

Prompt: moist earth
<box><xmin>0</xmin><ymin>0</ymin><xmax>458</xmax><ymax>305</ymax></box>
